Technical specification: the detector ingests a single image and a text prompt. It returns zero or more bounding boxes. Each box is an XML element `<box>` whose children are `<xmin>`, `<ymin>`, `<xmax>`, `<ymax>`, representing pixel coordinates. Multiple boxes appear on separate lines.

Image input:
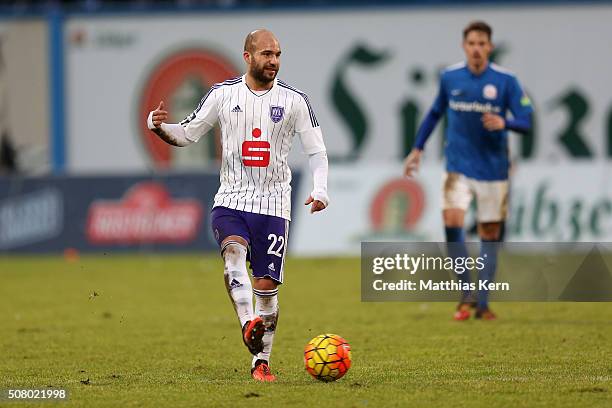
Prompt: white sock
<box><xmin>222</xmin><ymin>242</ymin><xmax>253</xmax><ymax>328</ymax></box>
<box><xmin>252</xmin><ymin>288</ymin><xmax>279</xmax><ymax>367</ymax></box>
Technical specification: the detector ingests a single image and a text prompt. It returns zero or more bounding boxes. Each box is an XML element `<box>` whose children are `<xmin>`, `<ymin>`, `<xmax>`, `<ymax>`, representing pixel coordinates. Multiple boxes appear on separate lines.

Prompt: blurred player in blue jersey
<box><xmin>403</xmin><ymin>21</ymin><xmax>533</xmax><ymax>320</ymax></box>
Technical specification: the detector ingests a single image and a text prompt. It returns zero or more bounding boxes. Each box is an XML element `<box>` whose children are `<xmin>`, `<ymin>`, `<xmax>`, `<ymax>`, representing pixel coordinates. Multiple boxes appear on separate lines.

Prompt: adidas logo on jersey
<box><xmin>268</xmin><ymin>263</ymin><xmax>275</xmax><ymax>272</ymax></box>
<box><xmin>229</xmin><ymin>278</ymin><xmax>243</xmax><ymax>289</ymax></box>
<box><xmin>231</xmin><ymin>105</ymin><xmax>242</xmax><ymax>113</ymax></box>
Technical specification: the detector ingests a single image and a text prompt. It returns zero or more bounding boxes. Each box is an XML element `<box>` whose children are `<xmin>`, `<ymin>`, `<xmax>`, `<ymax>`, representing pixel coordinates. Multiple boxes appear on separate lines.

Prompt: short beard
<box><xmin>250</xmin><ymin>65</ymin><xmax>276</xmax><ymax>85</ymax></box>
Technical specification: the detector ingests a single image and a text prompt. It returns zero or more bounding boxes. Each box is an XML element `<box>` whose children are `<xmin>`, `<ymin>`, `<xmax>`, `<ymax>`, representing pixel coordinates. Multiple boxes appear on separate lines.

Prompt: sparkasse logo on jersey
<box><xmin>138</xmin><ymin>48</ymin><xmax>239</xmax><ymax>169</ymax></box>
<box><xmin>86</xmin><ymin>182</ymin><xmax>203</xmax><ymax>244</ymax></box>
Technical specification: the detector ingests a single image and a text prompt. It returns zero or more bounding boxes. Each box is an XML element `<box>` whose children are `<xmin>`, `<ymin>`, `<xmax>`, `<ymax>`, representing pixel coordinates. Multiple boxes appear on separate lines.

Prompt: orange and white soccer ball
<box><xmin>304</xmin><ymin>334</ymin><xmax>352</xmax><ymax>382</ymax></box>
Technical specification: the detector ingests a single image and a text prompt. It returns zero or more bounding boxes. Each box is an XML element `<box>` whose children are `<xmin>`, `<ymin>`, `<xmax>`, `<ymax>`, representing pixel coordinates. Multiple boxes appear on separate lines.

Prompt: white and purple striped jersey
<box><xmin>179</xmin><ymin>75</ymin><xmax>325</xmax><ymax>220</ymax></box>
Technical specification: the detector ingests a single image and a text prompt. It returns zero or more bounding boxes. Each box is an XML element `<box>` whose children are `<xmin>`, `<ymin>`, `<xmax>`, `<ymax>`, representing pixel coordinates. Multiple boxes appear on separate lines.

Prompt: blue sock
<box><xmin>477</xmin><ymin>239</ymin><xmax>500</xmax><ymax>310</ymax></box>
<box><xmin>445</xmin><ymin>227</ymin><xmax>471</xmax><ymax>301</ymax></box>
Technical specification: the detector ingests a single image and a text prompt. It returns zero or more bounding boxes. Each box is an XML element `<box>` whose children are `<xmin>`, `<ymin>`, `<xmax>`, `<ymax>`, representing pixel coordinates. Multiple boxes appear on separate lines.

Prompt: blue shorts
<box><xmin>211</xmin><ymin>206</ymin><xmax>288</xmax><ymax>284</ymax></box>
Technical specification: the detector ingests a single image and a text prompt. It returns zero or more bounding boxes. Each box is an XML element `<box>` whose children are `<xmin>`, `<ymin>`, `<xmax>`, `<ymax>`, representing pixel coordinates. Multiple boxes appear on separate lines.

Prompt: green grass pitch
<box><xmin>1</xmin><ymin>255</ymin><xmax>611</xmax><ymax>407</ymax></box>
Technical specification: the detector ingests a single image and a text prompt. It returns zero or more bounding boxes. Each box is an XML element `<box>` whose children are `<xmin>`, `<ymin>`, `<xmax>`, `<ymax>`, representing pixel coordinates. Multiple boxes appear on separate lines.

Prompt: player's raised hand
<box><xmin>304</xmin><ymin>195</ymin><xmax>327</xmax><ymax>214</ymax></box>
<box><xmin>482</xmin><ymin>112</ymin><xmax>505</xmax><ymax>131</ymax></box>
<box><xmin>403</xmin><ymin>148</ymin><xmax>422</xmax><ymax>177</ymax></box>
<box><xmin>150</xmin><ymin>101</ymin><xmax>168</xmax><ymax>128</ymax></box>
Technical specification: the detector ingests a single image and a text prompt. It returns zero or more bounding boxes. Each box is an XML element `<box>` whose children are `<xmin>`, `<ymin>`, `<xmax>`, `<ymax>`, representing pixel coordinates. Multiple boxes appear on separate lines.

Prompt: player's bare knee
<box><xmin>443</xmin><ymin>209</ymin><xmax>465</xmax><ymax>227</ymax></box>
<box><xmin>478</xmin><ymin>222</ymin><xmax>501</xmax><ymax>240</ymax></box>
<box><xmin>253</xmin><ymin>277</ymin><xmax>278</xmax><ymax>291</ymax></box>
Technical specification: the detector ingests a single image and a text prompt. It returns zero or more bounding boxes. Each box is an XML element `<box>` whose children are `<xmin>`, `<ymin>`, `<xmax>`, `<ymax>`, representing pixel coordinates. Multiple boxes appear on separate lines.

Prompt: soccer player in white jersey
<box><xmin>147</xmin><ymin>29</ymin><xmax>329</xmax><ymax>382</ymax></box>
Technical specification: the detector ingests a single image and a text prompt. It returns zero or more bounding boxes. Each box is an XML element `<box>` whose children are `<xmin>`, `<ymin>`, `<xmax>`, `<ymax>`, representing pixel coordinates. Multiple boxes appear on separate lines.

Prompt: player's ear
<box><xmin>243</xmin><ymin>51</ymin><xmax>251</xmax><ymax>64</ymax></box>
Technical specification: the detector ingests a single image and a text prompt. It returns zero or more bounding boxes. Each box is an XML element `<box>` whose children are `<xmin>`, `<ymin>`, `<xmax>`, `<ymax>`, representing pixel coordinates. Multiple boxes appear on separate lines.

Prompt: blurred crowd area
<box><xmin>0</xmin><ymin>0</ymin><xmax>538</xmax><ymax>13</ymax></box>
<box><xmin>3</xmin><ymin>0</ymin><xmax>252</xmax><ymax>11</ymax></box>
<box><xmin>3</xmin><ymin>0</ymin><xmax>372</xmax><ymax>12</ymax></box>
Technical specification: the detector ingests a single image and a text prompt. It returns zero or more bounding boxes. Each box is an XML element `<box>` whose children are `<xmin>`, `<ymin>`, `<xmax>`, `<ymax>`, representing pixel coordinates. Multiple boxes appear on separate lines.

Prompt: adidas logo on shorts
<box><xmin>268</xmin><ymin>263</ymin><xmax>275</xmax><ymax>272</ymax></box>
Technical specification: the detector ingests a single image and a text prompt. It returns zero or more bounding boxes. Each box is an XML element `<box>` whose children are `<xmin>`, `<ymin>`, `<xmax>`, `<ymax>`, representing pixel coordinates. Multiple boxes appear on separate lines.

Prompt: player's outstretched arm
<box><xmin>304</xmin><ymin>151</ymin><xmax>329</xmax><ymax>214</ymax></box>
<box><xmin>147</xmin><ymin>101</ymin><xmax>193</xmax><ymax>147</ymax></box>
<box><xmin>403</xmin><ymin>104</ymin><xmax>443</xmax><ymax>177</ymax></box>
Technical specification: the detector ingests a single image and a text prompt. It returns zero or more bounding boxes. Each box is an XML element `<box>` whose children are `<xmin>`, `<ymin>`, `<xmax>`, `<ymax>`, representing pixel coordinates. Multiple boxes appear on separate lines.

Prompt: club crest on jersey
<box><xmin>270</xmin><ymin>105</ymin><xmax>285</xmax><ymax>123</ymax></box>
<box><xmin>483</xmin><ymin>84</ymin><xmax>497</xmax><ymax>100</ymax></box>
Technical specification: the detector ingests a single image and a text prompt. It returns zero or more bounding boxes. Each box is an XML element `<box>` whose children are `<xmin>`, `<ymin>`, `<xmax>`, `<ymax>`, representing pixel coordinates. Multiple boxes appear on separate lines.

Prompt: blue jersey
<box><xmin>428</xmin><ymin>62</ymin><xmax>533</xmax><ymax>181</ymax></box>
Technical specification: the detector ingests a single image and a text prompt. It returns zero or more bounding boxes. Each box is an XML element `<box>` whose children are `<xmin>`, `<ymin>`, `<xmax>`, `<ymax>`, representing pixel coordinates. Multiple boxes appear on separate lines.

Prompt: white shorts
<box><xmin>442</xmin><ymin>172</ymin><xmax>509</xmax><ymax>223</ymax></box>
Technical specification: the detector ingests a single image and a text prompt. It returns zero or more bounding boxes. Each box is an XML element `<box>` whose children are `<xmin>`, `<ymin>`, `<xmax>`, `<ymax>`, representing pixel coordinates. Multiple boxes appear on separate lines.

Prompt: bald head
<box><xmin>244</xmin><ymin>29</ymin><xmax>278</xmax><ymax>54</ymax></box>
<box><xmin>243</xmin><ymin>29</ymin><xmax>281</xmax><ymax>89</ymax></box>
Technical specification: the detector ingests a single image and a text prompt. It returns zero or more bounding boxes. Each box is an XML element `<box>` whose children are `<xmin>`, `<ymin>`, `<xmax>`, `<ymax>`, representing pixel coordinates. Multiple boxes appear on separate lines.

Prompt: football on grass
<box><xmin>304</xmin><ymin>334</ymin><xmax>352</xmax><ymax>382</ymax></box>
